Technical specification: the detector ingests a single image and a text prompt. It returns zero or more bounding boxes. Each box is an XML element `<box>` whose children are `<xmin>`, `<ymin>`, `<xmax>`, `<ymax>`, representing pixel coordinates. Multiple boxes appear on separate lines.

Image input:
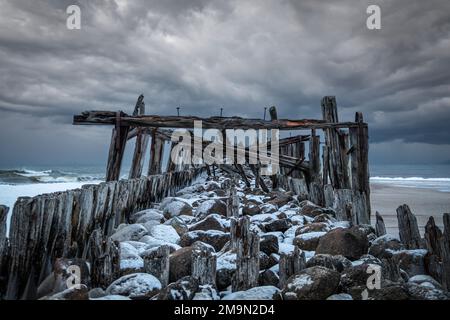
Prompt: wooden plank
<box><xmin>192</xmin><ymin>242</ymin><xmax>216</xmax><ymax>287</ymax></box>
<box><xmin>74</xmin><ymin>111</ymin><xmax>366</xmax><ymax>130</ymax></box>
<box><xmin>279</xmin><ymin>247</ymin><xmax>306</xmax><ymax>288</ymax></box>
<box><xmin>148</xmin><ymin>130</ymin><xmax>164</xmax><ymax>175</ymax></box>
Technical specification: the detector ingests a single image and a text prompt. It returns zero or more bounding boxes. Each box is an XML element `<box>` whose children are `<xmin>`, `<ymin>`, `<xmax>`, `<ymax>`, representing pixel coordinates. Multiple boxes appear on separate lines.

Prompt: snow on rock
<box><xmin>135</xmin><ymin>209</ymin><xmax>164</xmax><ymax>224</ymax></box>
<box><xmin>147</xmin><ymin>224</ymin><xmax>180</xmax><ymax>244</ymax></box>
<box><xmin>193</xmin><ymin>285</ymin><xmax>220</xmax><ymax>300</ymax></box>
<box><xmin>279</xmin><ymin>243</ymin><xmax>296</xmax><ymax>255</ymax></box>
<box><xmin>180</xmin><ymin>230</ymin><xmax>230</xmax><ymax>251</ymax></box>
<box><xmin>120</xmin><ymin>242</ymin><xmax>144</xmax><ymax>271</ymax></box>
<box><xmin>91</xmin><ymin>295</ymin><xmax>131</xmax><ymax>300</ymax></box>
<box><xmin>222</xmin><ymin>286</ymin><xmax>280</xmax><ymax>300</ymax></box>
<box><xmin>105</xmin><ymin>273</ymin><xmax>161</xmax><ymax>299</ymax></box>
<box><xmin>195</xmin><ymin>199</ymin><xmax>227</xmax><ymax>218</ymax></box>
<box><xmin>327</xmin><ymin>293</ymin><xmax>353</xmax><ymax>300</ymax></box>
<box><xmin>110</xmin><ymin>224</ymin><xmax>148</xmax><ymax>242</ymax></box>
<box><xmin>162</xmin><ymin>200</ymin><xmax>193</xmax><ymax>219</ymax></box>
<box><xmin>408</xmin><ymin>275</ymin><xmax>442</xmax><ymax>289</ymax></box>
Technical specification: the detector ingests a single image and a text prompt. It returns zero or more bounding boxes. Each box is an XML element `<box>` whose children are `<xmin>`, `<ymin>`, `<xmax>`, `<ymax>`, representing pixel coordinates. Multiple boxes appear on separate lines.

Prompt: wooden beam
<box><xmin>148</xmin><ymin>129</ymin><xmax>164</xmax><ymax>175</ymax></box>
<box><xmin>74</xmin><ymin>111</ymin><xmax>366</xmax><ymax>130</ymax></box>
<box><xmin>129</xmin><ymin>95</ymin><xmax>149</xmax><ymax>179</ymax></box>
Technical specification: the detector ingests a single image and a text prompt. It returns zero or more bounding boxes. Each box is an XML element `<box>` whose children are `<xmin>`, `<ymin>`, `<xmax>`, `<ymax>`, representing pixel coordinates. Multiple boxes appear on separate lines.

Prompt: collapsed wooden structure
<box><xmin>73</xmin><ymin>95</ymin><xmax>371</xmax><ymax>225</ymax></box>
<box><xmin>0</xmin><ymin>95</ymin><xmax>373</xmax><ymax>299</ymax></box>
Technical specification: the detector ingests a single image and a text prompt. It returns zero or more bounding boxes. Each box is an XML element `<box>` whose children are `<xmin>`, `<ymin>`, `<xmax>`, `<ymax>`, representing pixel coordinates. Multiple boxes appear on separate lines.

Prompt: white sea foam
<box><xmin>370</xmin><ymin>176</ymin><xmax>450</xmax><ymax>192</ymax></box>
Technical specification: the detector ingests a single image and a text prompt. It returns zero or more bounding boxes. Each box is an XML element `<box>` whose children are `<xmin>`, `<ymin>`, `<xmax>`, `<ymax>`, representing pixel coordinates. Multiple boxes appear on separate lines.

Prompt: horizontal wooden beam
<box><xmin>74</xmin><ymin>111</ymin><xmax>366</xmax><ymax>130</ymax></box>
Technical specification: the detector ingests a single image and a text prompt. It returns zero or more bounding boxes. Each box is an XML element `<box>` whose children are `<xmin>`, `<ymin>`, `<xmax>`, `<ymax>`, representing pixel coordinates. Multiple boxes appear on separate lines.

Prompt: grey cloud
<box><xmin>0</xmin><ymin>0</ymin><xmax>449</xmax><ymax>166</ymax></box>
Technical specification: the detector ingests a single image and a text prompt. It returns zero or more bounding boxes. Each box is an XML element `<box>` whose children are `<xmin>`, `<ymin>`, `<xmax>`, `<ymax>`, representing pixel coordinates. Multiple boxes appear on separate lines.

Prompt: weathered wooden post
<box><xmin>83</xmin><ymin>229</ymin><xmax>120</xmax><ymax>289</ymax></box>
<box><xmin>441</xmin><ymin>213</ymin><xmax>450</xmax><ymax>291</ymax></box>
<box><xmin>309</xmin><ymin>129</ymin><xmax>324</xmax><ymax>206</ymax></box>
<box><xmin>321</xmin><ymin>97</ymin><xmax>350</xmax><ymax>190</ymax></box>
<box><xmin>375</xmin><ymin>211</ymin><xmax>387</xmax><ymax>237</ymax></box>
<box><xmin>106</xmin><ymin>111</ymin><xmax>130</xmax><ymax>182</ymax></box>
<box><xmin>231</xmin><ymin>216</ymin><xmax>260</xmax><ymax>292</ymax></box>
<box><xmin>192</xmin><ymin>242</ymin><xmax>216</xmax><ymax>287</ymax></box>
<box><xmin>129</xmin><ymin>95</ymin><xmax>149</xmax><ymax>179</ymax></box>
<box><xmin>269</xmin><ymin>106</ymin><xmax>279</xmax><ymax>190</ymax></box>
<box><xmin>349</xmin><ymin>112</ymin><xmax>371</xmax><ymax>224</ymax></box>
<box><xmin>143</xmin><ymin>245</ymin><xmax>170</xmax><ymax>287</ymax></box>
<box><xmin>148</xmin><ymin>129</ymin><xmax>164</xmax><ymax>175</ymax></box>
<box><xmin>279</xmin><ymin>247</ymin><xmax>306</xmax><ymax>288</ymax></box>
<box><xmin>396</xmin><ymin>204</ymin><xmax>422</xmax><ymax>249</ymax></box>
<box><xmin>0</xmin><ymin>205</ymin><xmax>8</xmax><ymax>296</ymax></box>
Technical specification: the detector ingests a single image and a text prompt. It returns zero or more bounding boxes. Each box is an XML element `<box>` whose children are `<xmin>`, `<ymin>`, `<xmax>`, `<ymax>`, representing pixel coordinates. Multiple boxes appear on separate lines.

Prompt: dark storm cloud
<box><xmin>0</xmin><ymin>0</ymin><xmax>449</xmax><ymax>166</ymax></box>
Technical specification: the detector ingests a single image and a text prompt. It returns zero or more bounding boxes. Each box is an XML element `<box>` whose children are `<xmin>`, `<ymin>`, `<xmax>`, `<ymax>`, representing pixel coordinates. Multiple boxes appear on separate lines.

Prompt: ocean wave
<box><xmin>371</xmin><ymin>176</ymin><xmax>450</xmax><ymax>182</ymax></box>
<box><xmin>0</xmin><ymin>169</ymin><xmax>103</xmax><ymax>185</ymax></box>
<box><xmin>370</xmin><ymin>176</ymin><xmax>450</xmax><ymax>192</ymax></box>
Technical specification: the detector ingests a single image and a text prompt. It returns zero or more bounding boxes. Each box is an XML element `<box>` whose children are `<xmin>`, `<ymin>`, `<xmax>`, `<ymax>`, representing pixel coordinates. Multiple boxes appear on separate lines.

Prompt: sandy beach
<box><xmin>371</xmin><ymin>183</ymin><xmax>450</xmax><ymax>237</ymax></box>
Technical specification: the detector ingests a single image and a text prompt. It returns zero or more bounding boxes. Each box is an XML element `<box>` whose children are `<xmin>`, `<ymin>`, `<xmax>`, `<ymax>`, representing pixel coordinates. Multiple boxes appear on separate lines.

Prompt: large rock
<box><xmin>193</xmin><ymin>284</ymin><xmax>220</xmax><ymax>300</ymax></box>
<box><xmin>195</xmin><ymin>199</ymin><xmax>227</xmax><ymax>218</ymax></box>
<box><xmin>268</xmin><ymin>192</ymin><xmax>293</xmax><ymax>208</ymax></box>
<box><xmin>138</xmin><ymin>236</ymin><xmax>180</xmax><ymax>252</ymax></box>
<box><xmin>189</xmin><ymin>214</ymin><xmax>228</xmax><ymax>232</ymax></box>
<box><xmin>180</xmin><ymin>230</ymin><xmax>230</xmax><ymax>251</ymax></box>
<box><xmin>169</xmin><ymin>247</ymin><xmax>193</xmax><ymax>282</ymax></box>
<box><xmin>293</xmin><ymin>232</ymin><xmax>326</xmax><ymax>251</ymax></box>
<box><xmin>259</xmin><ymin>269</ymin><xmax>280</xmax><ymax>287</ymax></box>
<box><xmin>216</xmin><ymin>251</ymin><xmax>236</xmax><ymax>290</ymax></box>
<box><xmin>135</xmin><ymin>209</ymin><xmax>165</xmax><ymax>224</ymax></box>
<box><xmin>162</xmin><ymin>200</ymin><xmax>193</xmax><ymax>219</ymax></box>
<box><xmin>298</xmin><ymin>201</ymin><xmax>333</xmax><ymax>218</ymax></box>
<box><xmin>306</xmin><ymin>254</ymin><xmax>352</xmax><ymax>273</ymax></box>
<box><xmin>282</xmin><ymin>266</ymin><xmax>340</xmax><ymax>300</ymax></box>
<box><xmin>105</xmin><ymin>273</ymin><xmax>161</xmax><ymax>299</ymax></box>
<box><xmin>368</xmin><ymin>235</ymin><xmax>405</xmax><ymax>258</ymax></box>
<box><xmin>263</xmin><ymin>219</ymin><xmax>291</xmax><ymax>233</ymax></box>
<box><xmin>44</xmin><ymin>285</ymin><xmax>89</xmax><ymax>300</ymax></box>
<box><xmin>165</xmin><ymin>217</ymin><xmax>189</xmax><ymax>236</ymax></box>
<box><xmin>110</xmin><ymin>224</ymin><xmax>148</xmax><ymax>242</ymax></box>
<box><xmin>408</xmin><ymin>275</ymin><xmax>442</xmax><ymax>289</ymax></box>
<box><xmin>119</xmin><ymin>242</ymin><xmax>144</xmax><ymax>274</ymax></box>
<box><xmin>260</xmin><ymin>234</ymin><xmax>279</xmax><ymax>256</ymax></box>
<box><xmin>222</xmin><ymin>286</ymin><xmax>280</xmax><ymax>300</ymax></box>
<box><xmin>295</xmin><ymin>223</ymin><xmax>330</xmax><ymax>235</ymax></box>
<box><xmin>326</xmin><ymin>293</ymin><xmax>353</xmax><ymax>300</ymax></box>
<box><xmin>157</xmin><ymin>276</ymin><xmax>199</xmax><ymax>300</ymax></box>
<box><xmin>147</xmin><ymin>225</ymin><xmax>180</xmax><ymax>244</ymax></box>
<box><xmin>392</xmin><ymin>249</ymin><xmax>427</xmax><ymax>277</ymax></box>
<box><xmin>315</xmin><ymin>227</ymin><xmax>369</xmax><ymax>260</ymax></box>
<box><xmin>405</xmin><ymin>283</ymin><xmax>449</xmax><ymax>300</ymax></box>
<box><xmin>242</xmin><ymin>202</ymin><xmax>261</xmax><ymax>216</ymax></box>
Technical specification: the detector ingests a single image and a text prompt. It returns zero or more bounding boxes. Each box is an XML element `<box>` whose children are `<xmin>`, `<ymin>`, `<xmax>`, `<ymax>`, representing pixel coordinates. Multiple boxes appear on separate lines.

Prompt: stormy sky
<box><xmin>0</xmin><ymin>0</ymin><xmax>449</xmax><ymax>168</ymax></box>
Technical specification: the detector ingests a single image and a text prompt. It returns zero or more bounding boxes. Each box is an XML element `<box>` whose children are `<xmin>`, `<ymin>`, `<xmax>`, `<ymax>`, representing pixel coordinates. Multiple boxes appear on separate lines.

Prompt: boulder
<box><xmin>263</xmin><ymin>219</ymin><xmax>291</xmax><ymax>233</ymax></box>
<box><xmin>315</xmin><ymin>227</ymin><xmax>369</xmax><ymax>260</ymax></box>
<box><xmin>259</xmin><ymin>269</ymin><xmax>280</xmax><ymax>287</ymax></box>
<box><xmin>298</xmin><ymin>201</ymin><xmax>327</xmax><ymax>218</ymax></box>
<box><xmin>88</xmin><ymin>288</ymin><xmax>106</xmax><ymax>299</ymax></box>
<box><xmin>282</xmin><ymin>266</ymin><xmax>340</xmax><ymax>300</ymax></box>
<box><xmin>295</xmin><ymin>223</ymin><xmax>330</xmax><ymax>235</ymax></box>
<box><xmin>105</xmin><ymin>273</ymin><xmax>161</xmax><ymax>299</ymax></box>
<box><xmin>138</xmin><ymin>236</ymin><xmax>180</xmax><ymax>252</ymax></box>
<box><xmin>169</xmin><ymin>247</ymin><xmax>193</xmax><ymax>282</ymax></box>
<box><xmin>368</xmin><ymin>235</ymin><xmax>405</xmax><ymax>258</ymax></box>
<box><xmin>326</xmin><ymin>293</ymin><xmax>353</xmax><ymax>300</ymax></box>
<box><xmin>147</xmin><ymin>225</ymin><xmax>180</xmax><ymax>244</ymax></box>
<box><xmin>110</xmin><ymin>224</ymin><xmax>148</xmax><ymax>242</ymax></box>
<box><xmin>392</xmin><ymin>249</ymin><xmax>427</xmax><ymax>277</ymax></box>
<box><xmin>180</xmin><ymin>230</ymin><xmax>230</xmax><ymax>251</ymax></box>
<box><xmin>157</xmin><ymin>276</ymin><xmax>199</xmax><ymax>300</ymax></box>
<box><xmin>189</xmin><ymin>214</ymin><xmax>227</xmax><ymax>232</ymax></box>
<box><xmin>408</xmin><ymin>275</ymin><xmax>442</xmax><ymax>289</ymax></box>
<box><xmin>45</xmin><ymin>284</ymin><xmax>89</xmax><ymax>300</ymax></box>
<box><xmin>268</xmin><ymin>192</ymin><xmax>293</xmax><ymax>208</ymax></box>
<box><xmin>293</xmin><ymin>232</ymin><xmax>326</xmax><ymax>251</ymax></box>
<box><xmin>193</xmin><ymin>285</ymin><xmax>220</xmax><ymax>300</ymax></box>
<box><xmin>165</xmin><ymin>217</ymin><xmax>189</xmax><ymax>236</ymax></box>
<box><xmin>222</xmin><ymin>286</ymin><xmax>281</xmax><ymax>300</ymax></box>
<box><xmin>260</xmin><ymin>203</ymin><xmax>278</xmax><ymax>214</ymax></box>
<box><xmin>162</xmin><ymin>200</ymin><xmax>193</xmax><ymax>219</ymax></box>
<box><xmin>260</xmin><ymin>234</ymin><xmax>279</xmax><ymax>256</ymax></box>
<box><xmin>405</xmin><ymin>283</ymin><xmax>449</xmax><ymax>300</ymax></box>
<box><xmin>259</xmin><ymin>251</ymin><xmax>271</xmax><ymax>270</ymax></box>
<box><xmin>367</xmin><ymin>285</ymin><xmax>409</xmax><ymax>300</ymax></box>
<box><xmin>216</xmin><ymin>251</ymin><xmax>236</xmax><ymax>290</ymax></box>
<box><xmin>135</xmin><ymin>209</ymin><xmax>164</xmax><ymax>224</ymax></box>
<box><xmin>306</xmin><ymin>254</ymin><xmax>352</xmax><ymax>273</ymax></box>
<box><xmin>119</xmin><ymin>242</ymin><xmax>144</xmax><ymax>274</ymax></box>
<box><xmin>196</xmin><ymin>199</ymin><xmax>227</xmax><ymax>218</ymax></box>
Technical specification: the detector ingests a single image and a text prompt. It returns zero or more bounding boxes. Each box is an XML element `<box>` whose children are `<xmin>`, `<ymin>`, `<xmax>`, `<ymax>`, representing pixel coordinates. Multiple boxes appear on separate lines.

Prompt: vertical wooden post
<box><xmin>192</xmin><ymin>242</ymin><xmax>216</xmax><ymax>287</ymax></box>
<box><xmin>0</xmin><ymin>205</ymin><xmax>8</xmax><ymax>293</ymax></box>
<box><xmin>349</xmin><ymin>112</ymin><xmax>371</xmax><ymax>224</ymax></box>
<box><xmin>440</xmin><ymin>213</ymin><xmax>450</xmax><ymax>291</ymax></box>
<box><xmin>143</xmin><ymin>245</ymin><xmax>170</xmax><ymax>287</ymax></box>
<box><xmin>231</xmin><ymin>216</ymin><xmax>260</xmax><ymax>292</ymax></box>
<box><xmin>375</xmin><ymin>211</ymin><xmax>386</xmax><ymax>237</ymax></box>
<box><xmin>279</xmin><ymin>247</ymin><xmax>306</xmax><ymax>288</ymax></box>
<box><xmin>269</xmin><ymin>106</ymin><xmax>279</xmax><ymax>190</ymax></box>
<box><xmin>129</xmin><ymin>95</ymin><xmax>149</xmax><ymax>179</ymax></box>
<box><xmin>148</xmin><ymin>130</ymin><xmax>164</xmax><ymax>176</ymax></box>
<box><xmin>321</xmin><ymin>97</ymin><xmax>350</xmax><ymax>190</ymax></box>
<box><xmin>106</xmin><ymin>111</ymin><xmax>130</xmax><ymax>182</ymax></box>
<box><xmin>396</xmin><ymin>204</ymin><xmax>422</xmax><ymax>249</ymax></box>
<box><xmin>309</xmin><ymin>129</ymin><xmax>324</xmax><ymax>206</ymax></box>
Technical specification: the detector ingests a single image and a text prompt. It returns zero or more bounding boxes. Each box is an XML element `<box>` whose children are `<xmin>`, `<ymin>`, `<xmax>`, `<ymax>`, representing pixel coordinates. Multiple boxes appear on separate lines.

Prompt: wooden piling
<box><xmin>143</xmin><ymin>245</ymin><xmax>170</xmax><ymax>287</ymax></box>
<box><xmin>375</xmin><ymin>212</ymin><xmax>387</xmax><ymax>237</ymax></box>
<box><xmin>192</xmin><ymin>242</ymin><xmax>216</xmax><ymax>287</ymax></box>
<box><xmin>279</xmin><ymin>247</ymin><xmax>306</xmax><ymax>288</ymax></box>
<box><xmin>441</xmin><ymin>213</ymin><xmax>450</xmax><ymax>291</ymax></box>
<box><xmin>149</xmin><ymin>130</ymin><xmax>164</xmax><ymax>175</ymax></box>
<box><xmin>231</xmin><ymin>216</ymin><xmax>260</xmax><ymax>292</ymax></box>
<box><xmin>129</xmin><ymin>95</ymin><xmax>149</xmax><ymax>179</ymax></box>
<box><xmin>269</xmin><ymin>106</ymin><xmax>279</xmax><ymax>190</ymax></box>
<box><xmin>106</xmin><ymin>111</ymin><xmax>130</xmax><ymax>182</ymax></box>
<box><xmin>396</xmin><ymin>204</ymin><xmax>422</xmax><ymax>249</ymax></box>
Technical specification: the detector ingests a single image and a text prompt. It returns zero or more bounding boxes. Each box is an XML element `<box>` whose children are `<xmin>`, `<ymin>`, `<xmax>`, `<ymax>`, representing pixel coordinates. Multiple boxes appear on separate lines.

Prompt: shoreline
<box><xmin>371</xmin><ymin>182</ymin><xmax>450</xmax><ymax>236</ymax></box>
